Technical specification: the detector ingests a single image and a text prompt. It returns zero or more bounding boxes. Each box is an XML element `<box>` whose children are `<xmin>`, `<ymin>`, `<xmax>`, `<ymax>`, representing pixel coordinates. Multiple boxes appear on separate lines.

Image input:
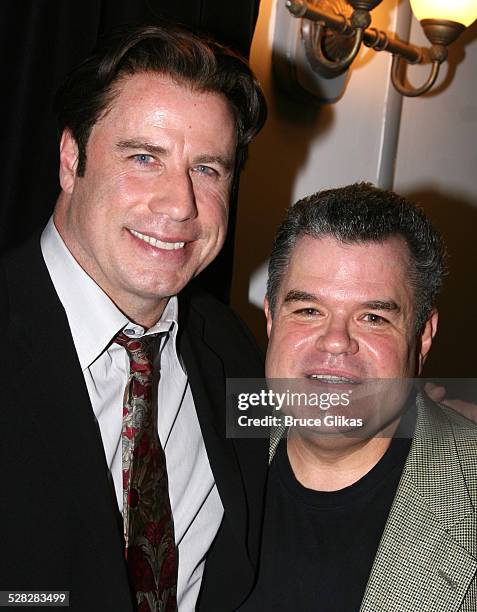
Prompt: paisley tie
<box><xmin>115</xmin><ymin>331</ymin><xmax>178</xmax><ymax>612</ymax></box>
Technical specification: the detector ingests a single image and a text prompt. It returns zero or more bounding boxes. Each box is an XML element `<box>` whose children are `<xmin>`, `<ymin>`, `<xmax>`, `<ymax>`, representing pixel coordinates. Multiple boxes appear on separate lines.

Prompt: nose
<box><xmin>315</xmin><ymin>316</ymin><xmax>359</xmax><ymax>356</ymax></box>
<box><xmin>147</xmin><ymin>169</ymin><xmax>197</xmax><ymax>222</ymax></box>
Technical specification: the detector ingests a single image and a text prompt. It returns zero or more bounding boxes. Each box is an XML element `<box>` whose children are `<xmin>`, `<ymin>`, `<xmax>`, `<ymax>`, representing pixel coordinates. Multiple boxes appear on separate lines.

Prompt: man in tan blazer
<box><xmin>241</xmin><ymin>183</ymin><xmax>476</xmax><ymax>612</ymax></box>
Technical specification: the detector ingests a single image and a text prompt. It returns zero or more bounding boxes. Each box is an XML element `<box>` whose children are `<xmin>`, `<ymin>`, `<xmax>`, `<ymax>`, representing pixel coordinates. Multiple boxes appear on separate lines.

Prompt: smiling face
<box><xmin>54</xmin><ymin>72</ymin><xmax>237</xmax><ymax>325</ymax></box>
<box><xmin>265</xmin><ymin>235</ymin><xmax>437</xmax><ymax>432</ymax></box>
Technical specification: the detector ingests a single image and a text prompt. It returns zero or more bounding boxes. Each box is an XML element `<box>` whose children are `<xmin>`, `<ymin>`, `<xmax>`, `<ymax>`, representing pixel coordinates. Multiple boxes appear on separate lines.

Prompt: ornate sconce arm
<box><xmin>390</xmin><ymin>54</ymin><xmax>441</xmax><ymax>97</ymax></box>
<box><xmin>287</xmin><ymin>0</ymin><xmax>424</xmax><ymax>75</ymax></box>
<box><xmin>284</xmin><ymin>1</ymin><xmax>472</xmax><ymax>98</ymax></box>
<box><xmin>390</xmin><ymin>24</ymin><xmax>458</xmax><ymax>98</ymax></box>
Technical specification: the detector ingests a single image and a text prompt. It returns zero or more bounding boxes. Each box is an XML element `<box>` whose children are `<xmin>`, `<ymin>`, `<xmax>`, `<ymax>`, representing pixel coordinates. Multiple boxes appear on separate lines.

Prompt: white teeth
<box><xmin>309</xmin><ymin>374</ymin><xmax>358</xmax><ymax>384</ymax></box>
<box><xmin>130</xmin><ymin>229</ymin><xmax>185</xmax><ymax>250</ymax></box>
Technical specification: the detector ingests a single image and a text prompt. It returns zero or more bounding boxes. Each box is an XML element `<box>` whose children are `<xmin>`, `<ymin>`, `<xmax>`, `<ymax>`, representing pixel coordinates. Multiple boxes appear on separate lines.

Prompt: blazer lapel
<box><xmin>361</xmin><ymin>395</ymin><xmax>477</xmax><ymax>612</ymax></box>
<box><xmin>178</xmin><ymin>298</ymin><xmax>249</xmax><ymax>558</ymax></box>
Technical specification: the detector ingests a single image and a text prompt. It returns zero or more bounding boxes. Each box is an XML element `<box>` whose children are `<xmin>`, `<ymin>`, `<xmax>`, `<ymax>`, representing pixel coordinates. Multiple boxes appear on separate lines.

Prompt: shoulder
<box><xmin>420</xmin><ymin>393</ymin><xmax>477</xmax><ymax>443</ymax></box>
<box><xmin>180</xmin><ymin>282</ymin><xmax>252</xmax><ymax>328</ymax></box>
<box><xmin>414</xmin><ymin>393</ymin><xmax>477</xmax><ymax>501</ymax></box>
<box><xmin>1</xmin><ymin>230</ymin><xmax>44</xmax><ymax>285</ymax></box>
<box><xmin>0</xmin><ymin>231</ymin><xmax>46</xmax><ymax>322</ymax></box>
<box><xmin>0</xmin><ymin>254</ymin><xmax>9</xmax><ymax>320</ymax></box>
<box><xmin>178</xmin><ymin>282</ymin><xmax>264</xmax><ymax>374</ymax></box>
<box><xmin>179</xmin><ymin>282</ymin><xmax>263</xmax><ymax>350</ymax></box>
<box><xmin>437</xmin><ymin>402</ymin><xmax>477</xmax><ymax>487</ymax></box>
<box><xmin>1</xmin><ymin>230</ymin><xmax>43</xmax><ymax>271</ymax></box>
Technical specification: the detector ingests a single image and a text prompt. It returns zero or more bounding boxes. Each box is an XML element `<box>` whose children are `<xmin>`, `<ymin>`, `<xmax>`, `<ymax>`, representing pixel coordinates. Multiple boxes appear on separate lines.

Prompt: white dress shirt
<box><xmin>41</xmin><ymin>217</ymin><xmax>223</xmax><ymax>611</ymax></box>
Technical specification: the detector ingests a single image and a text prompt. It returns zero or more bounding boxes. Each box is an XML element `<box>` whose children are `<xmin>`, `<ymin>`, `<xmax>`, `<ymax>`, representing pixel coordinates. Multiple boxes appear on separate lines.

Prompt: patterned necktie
<box><xmin>115</xmin><ymin>331</ymin><xmax>178</xmax><ymax>612</ymax></box>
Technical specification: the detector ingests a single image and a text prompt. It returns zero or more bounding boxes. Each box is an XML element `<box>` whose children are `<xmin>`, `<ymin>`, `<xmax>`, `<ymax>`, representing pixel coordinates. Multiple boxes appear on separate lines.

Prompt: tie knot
<box><xmin>114</xmin><ymin>331</ymin><xmax>158</xmax><ymax>375</ymax></box>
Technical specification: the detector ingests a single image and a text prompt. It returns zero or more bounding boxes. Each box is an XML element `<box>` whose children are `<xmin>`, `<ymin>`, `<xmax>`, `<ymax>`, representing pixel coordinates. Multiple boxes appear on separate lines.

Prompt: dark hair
<box><xmin>54</xmin><ymin>24</ymin><xmax>267</xmax><ymax>176</ymax></box>
<box><xmin>267</xmin><ymin>183</ymin><xmax>447</xmax><ymax>332</ymax></box>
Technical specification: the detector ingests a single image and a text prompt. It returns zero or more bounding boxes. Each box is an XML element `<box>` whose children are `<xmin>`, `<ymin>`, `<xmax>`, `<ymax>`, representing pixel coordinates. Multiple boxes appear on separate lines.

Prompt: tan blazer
<box><xmin>269</xmin><ymin>394</ymin><xmax>477</xmax><ymax>611</ymax></box>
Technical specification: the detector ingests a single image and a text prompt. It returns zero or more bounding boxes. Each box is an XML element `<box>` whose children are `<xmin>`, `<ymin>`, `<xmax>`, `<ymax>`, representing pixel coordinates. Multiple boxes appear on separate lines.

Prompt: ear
<box><xmin>417</xmin><ymin>309</ymin><xmax>438</xmax><ymax>375</ymax></box>
<box><xmin>59</xmin><ymin>129</ymin><xmax>79</xmax><ymax>194</ymax></box>
<box><xmin>264</xmin><ymin>296</ymin><xmax>273</xmax><ymax>339</ymax></box>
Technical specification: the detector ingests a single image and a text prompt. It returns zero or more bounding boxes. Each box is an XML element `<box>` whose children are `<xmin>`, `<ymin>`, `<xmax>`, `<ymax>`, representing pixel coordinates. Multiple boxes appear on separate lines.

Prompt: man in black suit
<box><xmin>0</xmin><ymin>25</ymin><xmax>267</xmax><ymax>611</ymax></box>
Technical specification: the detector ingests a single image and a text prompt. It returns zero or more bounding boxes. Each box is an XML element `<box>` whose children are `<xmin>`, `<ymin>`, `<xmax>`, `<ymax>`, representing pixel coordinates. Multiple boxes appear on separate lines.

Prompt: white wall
<box><xmin>231</xmin><ymin>0</ymin><xmax>477</xmax><ymax>377</ymax></box>
<box><xmin>394</xmin><ymin>17</ymin><xmax>477</xmax><ymax>376</ymax></box>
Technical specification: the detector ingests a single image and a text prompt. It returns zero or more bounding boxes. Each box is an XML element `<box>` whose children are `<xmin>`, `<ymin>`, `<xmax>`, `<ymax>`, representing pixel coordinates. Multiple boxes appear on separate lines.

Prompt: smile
<box><xmin>129</xmin><ymin>229</ymin><xmax>186</xmax><ymax>250</ymax></box>
<box><xmin>307</xmin><ymin>374</ymin><xmax>361</xmax><ymax>384</ymax></box>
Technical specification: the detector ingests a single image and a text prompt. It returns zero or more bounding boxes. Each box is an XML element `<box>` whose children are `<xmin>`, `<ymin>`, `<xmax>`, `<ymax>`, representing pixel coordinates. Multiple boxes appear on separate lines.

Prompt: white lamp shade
<box><xmin>410</xmin><ymin>0</ymin><xmax>477</xmax><ymax>27</ymax></box>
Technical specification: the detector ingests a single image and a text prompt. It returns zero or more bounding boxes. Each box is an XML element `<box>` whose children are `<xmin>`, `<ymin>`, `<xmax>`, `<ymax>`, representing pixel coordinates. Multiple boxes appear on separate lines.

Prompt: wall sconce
<box><xmin>284</xmin><ymin>0</ymin><xmax>477</xmax><ymax>97</ymax></box>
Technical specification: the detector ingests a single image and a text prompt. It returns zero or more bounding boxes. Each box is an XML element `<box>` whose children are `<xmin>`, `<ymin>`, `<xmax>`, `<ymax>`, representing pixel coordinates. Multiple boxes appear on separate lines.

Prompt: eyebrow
<box><xmin>116</xmin><ymin>140</ymin><xmax>234</xmax><ymax>172</ymax></box>
<box><xmin>283</xmin><ymin>291</ymin><xmax>401</xmax><ymax>312</ymax></box>
<box><xmin>116</xmin><ymin>139</ymin><xmax>167</xmax><ymax>156</ymax></box>
<box><xmin>284</xmin><ymin>290</ymin><xmax>318</xmax><ymax>304</ymax></box>
<box><xmin>361</xmin><ymin>300</ymin><xmax>400</xmax><ymax>311</ymax></box>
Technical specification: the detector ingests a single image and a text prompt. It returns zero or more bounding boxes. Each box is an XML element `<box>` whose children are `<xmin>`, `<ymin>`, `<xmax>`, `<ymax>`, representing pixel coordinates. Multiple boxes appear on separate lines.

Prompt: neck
<box><xmin>286</xmin><ymin>418</ymin><xmax>401</xmax><ymax>492</ymax></box>
<box><xmin>98</xmin><ymin>292</ymin><xmax>168</xmax><ymax>329</ymax></box>
<box><xmin>116</xmin><ymin>298</ymin><xmax>168</xmax><ymax>330</ymax></box>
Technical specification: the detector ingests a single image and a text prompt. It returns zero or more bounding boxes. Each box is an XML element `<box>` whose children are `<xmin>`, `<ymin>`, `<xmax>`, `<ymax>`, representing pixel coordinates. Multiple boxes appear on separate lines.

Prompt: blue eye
<box><xmin>194</xmin><ymin>165</ymin><xmax>217</xmax><ymax>176</ymax></box>
<box><xmin>134</xmin><ymin>154</ymin><xmax>154</xmax><ymax>165</ymax></box>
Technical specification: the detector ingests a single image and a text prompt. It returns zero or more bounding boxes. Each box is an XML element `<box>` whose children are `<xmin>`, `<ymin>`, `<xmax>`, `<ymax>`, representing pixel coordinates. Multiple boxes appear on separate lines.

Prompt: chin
<box><xmin>131</xmin><ymin>274</ymin><xmax>190</xmax><ymax>298</ymax></box>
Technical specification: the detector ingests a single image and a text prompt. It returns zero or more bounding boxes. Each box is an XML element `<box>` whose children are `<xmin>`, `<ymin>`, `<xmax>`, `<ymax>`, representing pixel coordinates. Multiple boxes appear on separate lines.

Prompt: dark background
<box><xmin>0</xmin><ymin>0</ymin><xmax>261</xmax><ymax>301</ymax></box>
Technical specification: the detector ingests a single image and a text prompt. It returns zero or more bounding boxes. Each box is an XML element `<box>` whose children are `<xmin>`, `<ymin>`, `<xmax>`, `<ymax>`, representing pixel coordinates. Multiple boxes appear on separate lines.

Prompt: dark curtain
<box><xmin>0</xmin><ymin>0</ymin><xmax>261</xmax><ymax>302</ymax></box>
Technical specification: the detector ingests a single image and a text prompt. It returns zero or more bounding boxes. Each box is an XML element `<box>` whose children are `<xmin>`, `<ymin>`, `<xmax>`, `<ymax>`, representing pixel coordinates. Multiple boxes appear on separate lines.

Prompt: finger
<box><xmin>424</xmin><ymin>382</ymin><xmax>447</xmax><ymax>402</ymax></box>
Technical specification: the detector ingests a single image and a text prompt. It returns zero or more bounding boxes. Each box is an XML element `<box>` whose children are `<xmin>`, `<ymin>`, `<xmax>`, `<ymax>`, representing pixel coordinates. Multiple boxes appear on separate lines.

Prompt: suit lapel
<box><xmin>177</xmin><ymin>296</ymin><xmax>249</xmax><ymax>559</ymax></box>
<box><xmin>361</xmin><ymin>395</ymin><xmax>477</xmax><ymax>612</ymax></box>
<box><xmin>5</xmin><ymin>237</ymin><xmax>131</xmax><ymax>600</ymax></box>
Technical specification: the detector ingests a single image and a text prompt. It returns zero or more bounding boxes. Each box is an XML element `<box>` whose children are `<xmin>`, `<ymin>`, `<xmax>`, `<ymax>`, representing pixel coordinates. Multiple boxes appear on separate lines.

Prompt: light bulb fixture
<box><xmin>285</xmin><ymin>0</ymin><xmax>477</xmax><ymax>97</ymax></box>
<box><xmin>410</xmin><ymin>0</ymin><xmax>477</xmax><ymax>28</ymax></box>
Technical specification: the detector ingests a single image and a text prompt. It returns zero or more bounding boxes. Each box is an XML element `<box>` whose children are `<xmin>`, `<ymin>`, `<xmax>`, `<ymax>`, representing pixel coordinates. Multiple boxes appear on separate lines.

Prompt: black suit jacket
<box><xmin>0</xmin><ymin>234</ymin><xmax>268</xmax><ymax>611</ymax></box>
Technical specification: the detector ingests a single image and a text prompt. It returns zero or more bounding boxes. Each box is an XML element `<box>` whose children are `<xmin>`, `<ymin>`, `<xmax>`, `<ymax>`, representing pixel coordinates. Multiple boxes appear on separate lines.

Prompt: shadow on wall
<box><xmin>232</xmin><ymin>62</ymin><xmax>335</xmax><ymax>351</ymax></box>
<box><xmin>408</xmin><ymin>188</ymin><xmax>477</xmax><ymax>379</ymax></box>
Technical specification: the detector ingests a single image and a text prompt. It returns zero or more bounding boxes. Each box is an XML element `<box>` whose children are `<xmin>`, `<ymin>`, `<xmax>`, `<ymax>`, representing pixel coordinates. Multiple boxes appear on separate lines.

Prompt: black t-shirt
<box><xmin>242</xmin><ymin>428</ymin><xmax>413</xmax><ymax>612</ymax></box>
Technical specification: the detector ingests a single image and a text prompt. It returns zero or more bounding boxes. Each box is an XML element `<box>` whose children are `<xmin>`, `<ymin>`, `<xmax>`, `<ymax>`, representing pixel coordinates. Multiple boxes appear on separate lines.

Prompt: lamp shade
<box><xmin>410</xmin><ymin>0</ymin><xmax>477</xmax><ymax>27</ymax></box>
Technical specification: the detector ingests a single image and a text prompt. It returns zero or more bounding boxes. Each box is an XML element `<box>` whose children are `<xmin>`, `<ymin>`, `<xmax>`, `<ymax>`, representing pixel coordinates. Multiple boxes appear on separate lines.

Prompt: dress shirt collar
<box><xmin>40</xmin><ymin>216</ymin><xmax>178</xmax><ymax>371</ymax></box>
